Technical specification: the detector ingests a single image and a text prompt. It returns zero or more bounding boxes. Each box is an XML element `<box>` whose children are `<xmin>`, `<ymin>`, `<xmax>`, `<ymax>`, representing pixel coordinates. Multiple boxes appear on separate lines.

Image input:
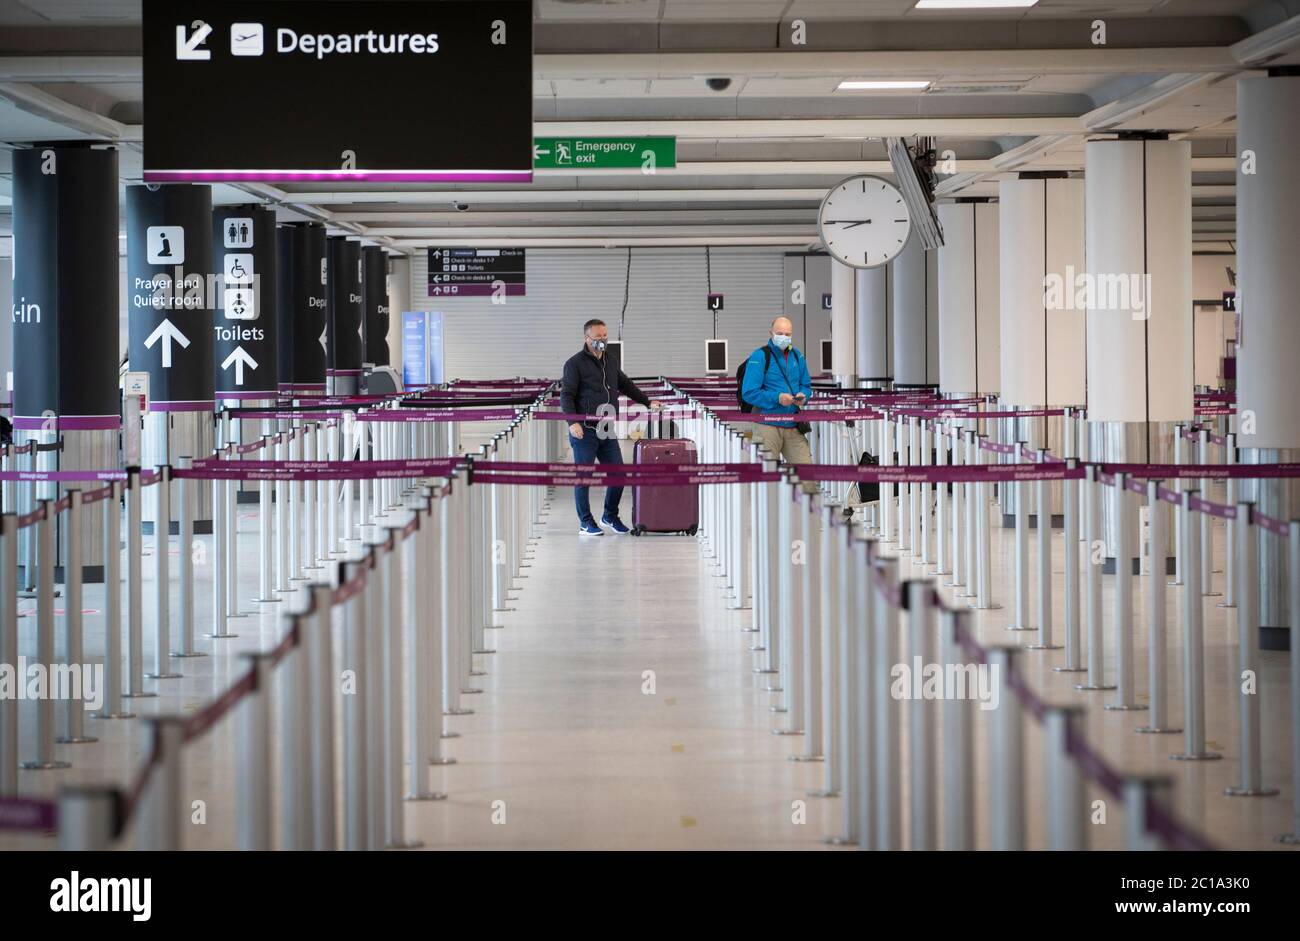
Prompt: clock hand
<box><xmin>824</xmin><ymin>220</ymin><xmax>872</xmax><ymax>229</ymax></box>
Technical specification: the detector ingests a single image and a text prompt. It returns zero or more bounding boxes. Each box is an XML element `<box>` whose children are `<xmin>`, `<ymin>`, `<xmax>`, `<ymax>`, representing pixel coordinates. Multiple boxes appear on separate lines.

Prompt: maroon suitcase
<box><xmin>631</xmin><ymin>438</ymin><xmax>698</xmax><ymax>536</ymax></box>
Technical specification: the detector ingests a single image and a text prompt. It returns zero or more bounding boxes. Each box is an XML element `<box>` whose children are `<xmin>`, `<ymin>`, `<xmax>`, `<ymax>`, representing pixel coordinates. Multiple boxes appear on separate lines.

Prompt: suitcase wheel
<box><xmin>631</xmin><ymin>525</ymin><xmax>644</xmax><ymax>536</ymax></box>
<box><xmin>686</xmin><ymin>524</ymin><xmax>698</xmax><ymax>536</ymax></box>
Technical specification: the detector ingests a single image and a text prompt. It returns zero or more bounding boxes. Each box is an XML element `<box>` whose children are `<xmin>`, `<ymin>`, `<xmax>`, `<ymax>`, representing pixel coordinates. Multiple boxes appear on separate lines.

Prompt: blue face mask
<box><xmin>771</xmin><ymin>334</ymin><xmax>792</xmax><ymax>351</ymax></box>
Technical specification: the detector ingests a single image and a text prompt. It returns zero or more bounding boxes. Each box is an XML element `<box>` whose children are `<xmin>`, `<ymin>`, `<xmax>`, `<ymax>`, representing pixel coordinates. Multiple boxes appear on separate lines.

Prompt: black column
<box><xmin>11</xmin><ymin>145</ymin><xmax>120</xmax><ymax>430</ymax></box>
<box><xmin>363</xmin><ymin>246</ymin><xmax>391</xmax><ymax>366</ymax></box>
<box><xmin>126</xmin><ymin>184</ymin><xmax>215</xmax><ymax>409</ymax></box>
<box><xmin>276</xmin><ymin>222</ymin><xmax>327</xmax><ymax>396</ymax></box>
<box><xmin>212</xmin><ymin>205</ymin><xmax>278</xmax><ymax>399</ymax></box>
<box><xmin>326</xmin><ymin>236</ymin><xmax>363</xmax><ymax>391</ymax></box>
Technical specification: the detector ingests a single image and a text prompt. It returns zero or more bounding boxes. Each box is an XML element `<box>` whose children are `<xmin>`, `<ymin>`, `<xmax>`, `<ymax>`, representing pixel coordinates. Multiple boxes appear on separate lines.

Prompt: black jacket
<box><xmin>560</xmin><ymin>346</ymin><xmax>651</xmax><ymax>426</ymax></box>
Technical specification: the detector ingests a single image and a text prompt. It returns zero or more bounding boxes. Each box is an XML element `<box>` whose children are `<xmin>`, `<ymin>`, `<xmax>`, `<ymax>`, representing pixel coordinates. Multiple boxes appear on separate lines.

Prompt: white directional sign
<box><xmin>144</xmin><ymin>318</ymin><xmax>190</xmax><ymax>367</ymax></box>
<box><xmin>175</xmin><ymin>22</ymin><xmax>213</xmax><ymax>61</ymax></box>
<box><xmin>221</xmin><ymin>346</ymin><xmax>258</xmax><ymax>385</ymax></box>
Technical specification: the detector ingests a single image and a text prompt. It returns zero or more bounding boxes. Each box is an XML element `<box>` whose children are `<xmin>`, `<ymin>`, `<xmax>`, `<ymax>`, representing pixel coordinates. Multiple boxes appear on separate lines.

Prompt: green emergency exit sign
<box><xmin>533</xmin><ymin>137</ymin><xmax>677</xmax><ymax>170</ymax></box>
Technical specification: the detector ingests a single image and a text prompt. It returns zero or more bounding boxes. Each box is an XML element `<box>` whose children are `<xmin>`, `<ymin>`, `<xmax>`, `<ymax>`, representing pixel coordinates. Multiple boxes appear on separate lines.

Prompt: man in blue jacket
<box><xmin>741</xmin><ymin>317</ymin><xmax>817</xmax><ymax>493</ymax></box>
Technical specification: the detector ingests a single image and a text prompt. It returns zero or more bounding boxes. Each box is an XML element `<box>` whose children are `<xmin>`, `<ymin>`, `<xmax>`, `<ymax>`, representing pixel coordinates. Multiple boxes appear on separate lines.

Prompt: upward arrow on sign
<box><xmin>221</xmin><ymin>346</ymin><xmax>258</xmax><ymax>385</ymax></box>
<box><xmin>144</xmin><ymin>318</ymin><xmax>190</xmax><ymax>367</ymax></box>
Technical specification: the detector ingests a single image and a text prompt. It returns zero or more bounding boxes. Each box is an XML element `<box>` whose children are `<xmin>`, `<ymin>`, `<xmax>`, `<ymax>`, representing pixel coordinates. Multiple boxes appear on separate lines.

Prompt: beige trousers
<box><xmin>749</xmin><ymin>423</ymin><xmax>818</xmax><ymax>494</ymax></box>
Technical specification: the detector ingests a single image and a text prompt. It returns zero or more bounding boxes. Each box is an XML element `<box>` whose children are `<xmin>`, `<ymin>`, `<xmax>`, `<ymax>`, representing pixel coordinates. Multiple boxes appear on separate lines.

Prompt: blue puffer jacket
<box><xmin>740</xmin><ymin>340</ymin><xmax>812</xmax><ymax>428</ymax></box>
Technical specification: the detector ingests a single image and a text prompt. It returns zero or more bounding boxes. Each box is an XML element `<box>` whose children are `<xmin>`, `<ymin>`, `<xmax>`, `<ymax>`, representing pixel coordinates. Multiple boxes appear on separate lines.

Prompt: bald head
<box><xmin>771</xmin><ymin>317</ymin><xmax>793</xmax><ymax>338</ymax></box>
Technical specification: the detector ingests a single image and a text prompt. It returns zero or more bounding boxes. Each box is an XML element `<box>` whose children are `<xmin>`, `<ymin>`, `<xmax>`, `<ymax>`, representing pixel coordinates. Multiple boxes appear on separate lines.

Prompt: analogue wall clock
<box><xmin>817</xmin><ymin>175</ymin><xmax>913</xmax><ymax>269</ymax></box>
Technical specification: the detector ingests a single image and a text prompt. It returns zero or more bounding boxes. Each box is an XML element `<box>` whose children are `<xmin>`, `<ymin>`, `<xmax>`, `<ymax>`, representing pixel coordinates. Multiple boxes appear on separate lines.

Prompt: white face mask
<box><xmin>771</xmin><ymin>334</ymin><xmax>792</xmax><ymax>350</ymax></box>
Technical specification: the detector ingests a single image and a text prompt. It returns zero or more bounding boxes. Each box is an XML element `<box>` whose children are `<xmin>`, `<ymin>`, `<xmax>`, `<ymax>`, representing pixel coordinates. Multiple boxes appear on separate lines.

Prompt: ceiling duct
<box><xmin>885</xmin><ymin>135</ymin><xmax>944</xmax><ymax>250</ymax></box>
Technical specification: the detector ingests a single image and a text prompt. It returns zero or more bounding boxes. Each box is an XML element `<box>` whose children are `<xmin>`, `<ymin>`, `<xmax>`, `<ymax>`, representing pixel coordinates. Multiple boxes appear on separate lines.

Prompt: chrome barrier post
<box><xmin>280</xmin><ymin>607</ymin><xmax>312</xmax><ymax>851</ymax></box>
<box><xmin>1123</xmin><ymin>776</ymin><xmax>1174</xmax><ymax>850</ymax></box>
<box><xmin>275</xmin><ymin>424</ymin><xmax>289</xmax><ymax>592</ymax></box>
<box><xmin>1054</xmin><ymin>460</ymin><xmax>1085</xmax><ymax>673</ymax></box>
<box><xmin>940</xmin><ymin>609</ymin><xmax>975</xmax><ymax>850</ymax></box>
<box><xmin>1199</xmin><ymin>428</ymin><xmax>1221</xmax><ymax>597</ymax></box>
<box><xmin>773</xmin><ymin>478</ymin><xmax>801</xmax><ymax>724</ymax></box>
<box><xmin>123</xmin><ymin>468</ymin><xmax>153</xmax><ymax>698</ymax></box>
<box><xmin>1170</xmin><ymin>425</ymin><xmax>1184</xmax><ymax>586</ymax></box>
<box><xmin>1107</xmin><ymin>473</ymin><xmax>1144</xmax><ymax>712</ymax></box>
<box><xmin>210</xmin><ymin>451</ymin><xmax>235</xmax><ymax>639</ymax></box>
<box><xmin>1076</xmin><ymin>466</ymin><xmax>1114</xmax><ymax>691</ymax></box>
<box><xmin>257</xmin><ymin>440</ymin><xmax>275</xmax><ymax>602</ymax></box>
<box><xmin>906</xmin><ymin>579</ymin><xmax>937</xmax><ymax>850</ymax></box>
<box><xmin>792</xmin><ymin>492</ymin><xmax>823</xmax><ymax>759</ymax></box>
<box><xmin>852</xmin><ymin>536</ymin><xmax>876</xmax><ymax>850</ymax></box>
<box><xmin>383</xmin><ymin>528</ymin><xmax>422</xmax><ymax>848</ymax></box>
<box><xmin>946</xmin><ymin>425</ymin><xmax>964</xmax><ymax>589</ymax></box>
<box><xmin>1171</xmin><ymin>488</ymin><xmax>1220</xmax><ymax>762</ymax></box>
<box><xmin>21</xmin><ymin>502</ymin><xmax>70</xmax><ymax>770</ymax></box>
<box><xmin>1029</xmin><ymin>453</ymin><xmax>1061</xmax><ymax>651</ymax></box>
<box><xmin>1220</xmin><ymin>433</ymin><xmax>1238</xmax><ymax>609</ymax></box>
<box><xmin>1279</xmin><ymin>519</ymin><xmax>1300</xmax><ymax>843</ymax></box>
<box><xmin>342</xmin><ymin>561</ymin><xmax>368</xmax><ymax>850</ymax></box>
<box><xmin>138</xmin><ymin>716</ymin><xmax>184</xmax><ymax>850</ymax></box>
<box><xmin>809</xmin><ymin>502</ymin><xmax>839</xmax><ymax>799</ymax></box>
<box><xmin>987</xmin><ymin>646</ymin><xmax>1025</xmax><ymax>850</ymax></box>
<box><xmin>93</xmin><ymin>482</ymin><xmax>132</xmax><ymax>720</ymax></box>
<box><xmin>1045</xmin><ymin>704</ymin><xmax>1087</xmax><ymax>850</ymax></box>
<box><xmin>830</xmin><ymin>530</ymin><xmax>866</xmax><ymax>845</ymax></box>
<box><xmin>288</xmin><ymin>422</ymin><xmax>302</xmax><ymax>581</ymax></box>
<box><xmin>935</xmin><ymin>424</ymin><xmax>948</xmax><ymax>575</ymax></box>
<box><xmin>238</xmin><ymin>652</ymin><xmax>273</xmax><ymax>851</ymax></box>
<box><xmin>961</xmin><ymin>429</ymin><xmax>977</xmax><ymax>598</ymax></box>
<box><xmin>57</xmin><ymin>786</ymin><xmax>118</xmax><ymax>850</ymax></box>
<box><xmin>973</xmin><ymin>436</ymin><xmax>997</xmax><ymax>609</ymax></box>
<box><xmin>872</xmin><ymin>556</ymin><xmax>900</xmax><ymax>850</ymax></box>
<box><xmin>1136</xmin><ymin>480</ymin><xmax>1179</xmax><ymax>734</ymax></box>
<box><xmin>58</xmin><ymin>491</ymin><xmax>96</xmax><ymax>745</ymax></box>
<box><xmin>1009</xmin><ymin>447</ymin><xmax>1031</xmax><ymax>631</ymax></box>
<box><xmin>1225</xmin><ymin>501</ymin><xmax>1279</xmax><ymax>797</ymax></box>
<box><xmin>174</xmin><ymin>457</ymin><xmax>203</xmax><ymax>660</ymax></box>
<box><xmin>898</xmin><ymin>416</ymin><xmax>910</xmax><ymax>552</ymax></box>
<box><xmin>146</xmin><ymin>466</ymin><xmax>180</xmax><ymax>680</ymax></box>
<box><xmin>309</xmin><ymin>583</ymin><xmax>336</xmax><ymax>850</ymax></box>
<box><xmin>880</xmin><ymin>415</ymin><xmax>894</xmax><ymax>543</ymax></box>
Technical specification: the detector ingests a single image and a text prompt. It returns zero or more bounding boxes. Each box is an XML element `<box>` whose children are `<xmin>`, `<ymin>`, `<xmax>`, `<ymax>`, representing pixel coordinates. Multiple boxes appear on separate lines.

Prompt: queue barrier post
<box><xmin>309</xmin><ymin>583</ymin><xmax>337</xmax><ymax>850</ymax></box>
<box><xmin>906</xmin><ymin>578</ymin><xmax>937</xmax><ymax>850</ymax></box>
<box><xmin>1136</xmin><ymin>479</ymin><xmax>1179</xmax><ymax>735</ymax></box>
<box><xmin>940</xmin><ymin>608</ymin><xmax>975</xmax><ymax>850</ymax></box>
<box><xmin>1220</xmin><ymin>432</ymin><xmax>1238</xmax><ymax>609</ymax></box>
<box><xmin>136</xmin><ymin>716</ymin><xmax>185</xmax><ymax>850</ymax></box>
<box><xmin>1199</xmin><ymin>428</ymin><xmax>1221</xmax><ymax>597</ymax></box>
<box><xmin>1076</xmin><ymin>466</ymin><xmax>1114</xmax><ymax>692</ymax></box>
<box><xmin>57</xmin><ymin>489</ymin><xmax>96</xmax><ymax>745</ymax></box>
<box><xmin>1029</xmin><ymin>451</ymin><xmax>1061</xmax><ymax>651</ymax></box>
<box><xmin>872</xmin><ymin>556</ymin><xmax>900</xmax><ymax>850</ymax></box>
<box><xmin>1123</xmin><ymin>775</ymin><xmax>1175</xmax><ymax>851</ymax></box>
<box><xmin>1279</xmin><ymin>519</ymin><xmax>1300</xmax><ymax>843</ymax></box>
<box><xmin>123</xmin><ymin>469</ymin><xmax>153</xmax><ymax>699</ymax></box>
<box><xmin>57</xmin><ymin>785</ymin><xmax>119</xmax><ymax>851</ymax></box>
<box><xmin>1224</xmin><ymin>501</ymin><xmax>1279</xmax><ymax>798</ymax></box>
<box><xmin>1054</xmin><ymin>460</ymin><xmax>1086</xmax><ymax>674</ymax></box>
<box><xmin>22</xmin><ymin>502</ymin><xmax>69</xmax><ymax>770</ymax></box>
<box><xmin>987</xmin><ymin>645</ymin><xmax>1025</xmax><ymax>850</ymax></box>
<box><xmin>1107</xmin><ymin>473</ymin><xmax>1144</xmax><ymax>712</ymax></box>
<box><xmin>1009</xmin><ymin>446</ymin><xmax>1031</xmax><ymax>631</ymax></box>
<box><xmin>237</xmin><ymin>652</ymin><xmax>273</xmax><ymax>851</ymax></box>
<box><xmin>809</xmin><ymin>501</ymin><xmax>840</xmax><ymax>799</ymax></box>
<box><xmin>1044</xmin><ymin>704</ymin><xmax>1087</xmax><ymax>850</ymax></box>
<box><xmin>147</xmin><ymin>465</ymin><xmax>180</xmax><ymax>681</ymax></box>
<box><xmin>94</xmin><ymin>482</ymin><xmax>132</xmax><ymax>720</ymax></box>
<box><xmin>1171</xmin><ymin>488</ymin><xmax>1220</xmax><ymax>762</ymax></box>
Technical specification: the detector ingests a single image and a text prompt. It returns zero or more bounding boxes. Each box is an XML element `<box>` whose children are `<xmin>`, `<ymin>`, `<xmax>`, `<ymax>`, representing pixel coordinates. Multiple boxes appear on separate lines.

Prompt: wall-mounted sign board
<box><xmin>427</xmin><ymin>247</ymin><xmax>525</xmax><ymax>297</ymax></box>
<box><xmin>143</xmin><ymin>0</ymin><xmax>532</xmax><ymax>183</ymax></box>
<box><xmin>532</xmin><ymin>137</ymin><xmax>676</xmax><ymax>170</ymax></box>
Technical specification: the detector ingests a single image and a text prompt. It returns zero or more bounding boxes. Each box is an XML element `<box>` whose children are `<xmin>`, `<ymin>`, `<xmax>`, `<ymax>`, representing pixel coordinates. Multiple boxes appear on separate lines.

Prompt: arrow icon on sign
<box><xmin>145</xmin><ymin>318</ymin><xmax>190</xmax><ymax>367</ymax></box>
<box><xmin>532</xmin><ymin>145</ymin><xmax>550</xmax><ymax>160</ymax></box>
<box><xmin>319</xmin><ymin>326</ymin><xmax>328</xmax><ymax>353</ymax></box>
<box><xmin>175</xmin><ymin>22</ymin><xmax>213</xmax><ymax>61</ymax></box>
<box><xmin>221</xmin><ymin>346</ymin><xmax>258</xmax><ymax>385</ymax></box>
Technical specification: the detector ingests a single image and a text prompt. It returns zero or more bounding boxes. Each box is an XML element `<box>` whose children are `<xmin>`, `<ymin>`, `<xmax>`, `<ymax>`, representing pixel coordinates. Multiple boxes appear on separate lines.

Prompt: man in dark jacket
<box><xmin>561</xmin><ymin>318</ymin><xmax>661</xmax><ymax>535</ymax></box>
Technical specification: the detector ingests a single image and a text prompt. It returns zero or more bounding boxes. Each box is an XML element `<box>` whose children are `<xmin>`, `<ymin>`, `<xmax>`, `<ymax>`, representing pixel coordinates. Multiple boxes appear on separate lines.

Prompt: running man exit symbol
<box><xmin>555</xmin><ymin>140</ymin><xmax>573</xmax><ymax>165</ymax></box>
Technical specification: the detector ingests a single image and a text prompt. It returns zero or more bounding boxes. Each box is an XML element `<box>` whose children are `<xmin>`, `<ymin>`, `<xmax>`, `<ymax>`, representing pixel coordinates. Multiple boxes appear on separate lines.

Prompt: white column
<box><xmin>999</xmin><ymin>175</ymin><xmax>1085</xmax><ymax>407</ymax></box>
<box><xmin>1084</xmin><ymin>138</ymin><xmax>1192</xmax><ymax>426</ymax></box>
<box><xmin>891</xmin><ymin>232</ymin><xmax>938</xmax><ymax>387</ymax></box>
<box><xmin>855</xmin><ymin>266</ymin><xmax>890</xmax><ymax>382</ymax></box>
<box><xmin>937</xmin><ymin>200</ymin><xmax>1001</xmax><ymax>395</ymax></box>
<box><xmin>1237</xmin><ymin>75</ymin><xmax>1300</xmax><ymax>645</ymax></box>
<box><xmin>831</xmin><ymin>259</ymin><xmax>856</xmax><ymax>380</ymax></box>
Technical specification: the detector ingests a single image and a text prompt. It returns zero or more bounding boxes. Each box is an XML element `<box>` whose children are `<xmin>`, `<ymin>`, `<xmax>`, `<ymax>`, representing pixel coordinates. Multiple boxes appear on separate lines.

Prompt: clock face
<box><xmin>818</xmin><ymin>175</ymin><xmax>913</xmax><ymax>269</ymax></box>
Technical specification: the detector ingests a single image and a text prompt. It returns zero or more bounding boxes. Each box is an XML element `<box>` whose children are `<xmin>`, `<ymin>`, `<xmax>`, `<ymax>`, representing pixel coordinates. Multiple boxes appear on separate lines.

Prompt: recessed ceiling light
<box><xmin>837</xmin><ymin>80</ymin><xmax>932</xmax><ymax>91</ymax></box>
<box><xmin>914</xmin><ymin>0</ymin><xmax>1039</xmax><ymax>8</ymax></box>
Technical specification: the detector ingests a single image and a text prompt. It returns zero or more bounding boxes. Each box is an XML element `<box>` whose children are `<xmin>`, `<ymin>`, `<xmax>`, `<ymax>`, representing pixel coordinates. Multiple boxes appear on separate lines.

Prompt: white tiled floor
<box><xmin>1</xmin><ymin>478</ymin><xmax>1295</xmax><ymax>850</ymax></box>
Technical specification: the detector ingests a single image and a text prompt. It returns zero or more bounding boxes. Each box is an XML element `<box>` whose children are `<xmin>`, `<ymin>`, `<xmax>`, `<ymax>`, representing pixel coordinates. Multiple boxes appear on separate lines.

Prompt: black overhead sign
<box><xmin>142</xmin><ymin>0</ymin><xmax>532</xmax><ymax>184</ymax></box>
<box><xmin>427</xmin><ymin>247</ymin><xmax>526</xmax><ymax>297</ymax></box>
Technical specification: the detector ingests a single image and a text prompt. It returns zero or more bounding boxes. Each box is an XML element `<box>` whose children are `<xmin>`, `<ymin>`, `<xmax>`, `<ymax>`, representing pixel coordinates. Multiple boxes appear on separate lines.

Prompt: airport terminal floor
<box><xmin>5</xmin><ymin>0</ymin><xmax>1300</xmax><ymax>924</ymax></box>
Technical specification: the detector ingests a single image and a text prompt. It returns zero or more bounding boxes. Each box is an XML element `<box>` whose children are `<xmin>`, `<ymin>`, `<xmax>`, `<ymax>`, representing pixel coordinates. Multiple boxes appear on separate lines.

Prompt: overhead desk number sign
<box><xmin>533</xmin><ymin>137</ymin><xmax>676</xmax><ymax>171</ymax></box>
<box><xmin>428</xmin><ymin>248</ymin><xmax>526</xmax><ymax>297</ymax></box>
<box><xmin>143</xmin><ymin>0</ymin><xmax>532</xmax><ymax>183</ymax></box>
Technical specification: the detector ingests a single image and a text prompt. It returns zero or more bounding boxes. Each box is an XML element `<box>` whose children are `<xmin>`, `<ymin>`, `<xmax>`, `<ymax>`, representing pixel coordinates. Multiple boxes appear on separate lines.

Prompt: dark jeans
<box><xmin>569</xmin><ymin>431</ymin><xmax>624</xmax><ymax>525</ymax></box>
